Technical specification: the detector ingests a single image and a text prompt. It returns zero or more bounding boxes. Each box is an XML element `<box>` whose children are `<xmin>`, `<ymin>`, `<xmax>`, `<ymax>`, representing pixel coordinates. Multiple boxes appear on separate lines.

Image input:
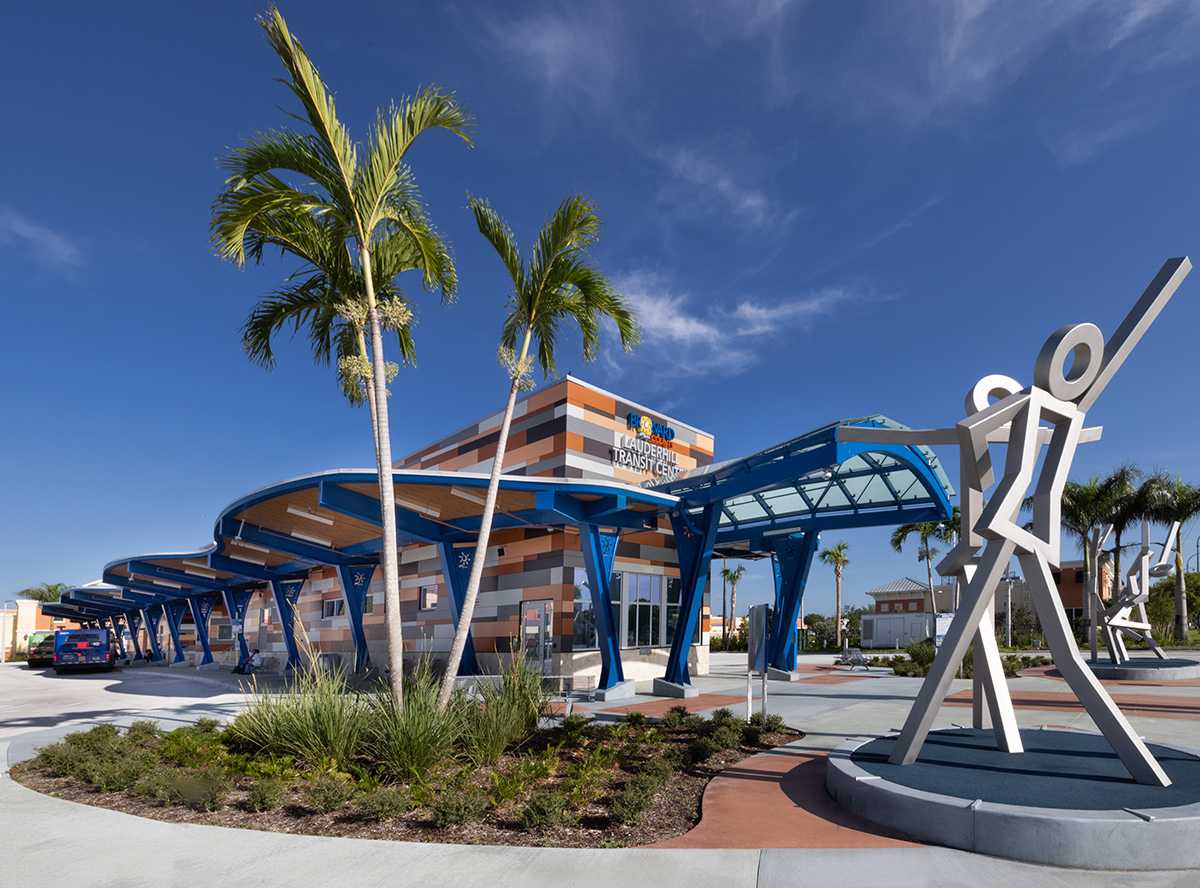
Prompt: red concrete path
<box><xmin>945</xmin><ymin>689</ymin><xmax>1200</xmax><ymax>721</ymax></box>
<box><xmin>644</xmin><ymin>749</ymin><xmax>923</xmax><ymax>850</ymax></box>
<box><xmin>601</xmin><ymin>694</ymin><xmax>748</xmax><ymax>717</ymax></box>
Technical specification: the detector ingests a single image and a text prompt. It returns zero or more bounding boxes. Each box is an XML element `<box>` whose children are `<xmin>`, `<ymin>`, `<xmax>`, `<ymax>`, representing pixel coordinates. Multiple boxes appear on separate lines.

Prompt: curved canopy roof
<box><xmin>648</xmin><ymin>415</ymin><xmax>953</xmax><ymax>553</ymax></box>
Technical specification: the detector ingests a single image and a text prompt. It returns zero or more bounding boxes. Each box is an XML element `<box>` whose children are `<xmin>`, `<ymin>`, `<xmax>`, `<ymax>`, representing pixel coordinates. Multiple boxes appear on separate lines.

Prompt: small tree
<box><xmin>16</xmin><ymin>583</ymin><xmax>66</xmax><ymax>603</ymax></box>
<box><xmin>819</xmin><ymin>542</ymin><xmax>850</xmax><ymax>648</ymax></box>
<box><xmin>721</xmin><ymin>565</ymin><xmax>746</xmax><ymax>647</ymax></box>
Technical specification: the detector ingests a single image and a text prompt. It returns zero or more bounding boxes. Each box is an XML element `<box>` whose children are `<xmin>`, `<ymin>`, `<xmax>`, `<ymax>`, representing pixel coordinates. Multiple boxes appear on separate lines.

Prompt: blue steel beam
<box><xmin>436</xmin><ymin>543</ymin><xmax>478</xmax><ymax>675</ymax></box>
<box><xmin>578</xmin><ymin>524</ymin><xmax>624</xmax><ymax>689</ymax></box>
<box><xmin>663</xmin><ymin>505</ymin><xmax>720</xmax><ymax>686</ymax></box>
<box><xmin>162</xmin><ymin>601</ymin><xmax>188</xmax><ymax>664</ymax></box>
<box><xmin>714</xmin><ymin>503</ymin><xmax>947</xmax><ymax>550</ymax></box>
<box><xmin>126</xmin><ymin>611</ymin><xmax>145</xmax><ymax>661</ymax></box>
<box><xmin>142</xmin><ymin>606</ymin><xmax>165</xmax><ymax>662</ymax></box>
<box><xmin>221</xmin><ymin>588</ymin><xmax>255</xmax><ymax>664</ymax></box>
<box><xmin>270</xmin><ymin>579</ymin><xmax>306</xmax><ymax>671</ymax></box>
<box><xmin>219</xmin><ymin>517</ymin><xmax>352</xmax><ymax>567</ymax></box>
<box><xmin>188</xmin><ymin>595</ymin><xmax>218</xmax><ymax>666</ymax></box>
<box><xmin>767</xmin><ymin>533</ymin><xmax>820</xmax><ymax>671</ymax></box>
<box><xmin>126</xmin><ymin>561</ymin><xmax>231</xmax><ymax>593</ymax></box>
<box><xmin>319</xmin><ymin>481</ymin><xmax>447</xmax><ymax>544</ymax></box>
<box><xmin>335</xmin><ymin>564</ymin><xmax>375</xmax><ymax>672</ymax></box>
<box><xmin>207</xmin><ymin>553</ymin><xmax>285</xmax><ymax>583</ymax></box>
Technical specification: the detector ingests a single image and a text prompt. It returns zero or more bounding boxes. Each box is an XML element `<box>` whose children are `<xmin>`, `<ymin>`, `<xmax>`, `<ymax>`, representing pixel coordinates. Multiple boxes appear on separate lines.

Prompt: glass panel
<box><xmin>627</xmin><ymin>603</ymin><xmax>638</xmax><ymax>647</ymax></box>
<box><xmin>649</xmin><ymin>576</ymin><xmax>660</xmax><ymax>605</ymax></box>
<box><xmin>725</xmin><ymin>498</ymin><xmax>769</xmax><ymax>521</ymax></box>
<box><xmin>572</xmin><ymin>579</ymin><xmax>597</xmax><ymax>649</ymax></box>
<box><xmin>666</xmin><ymin>577</ymin><xmax>681</xmax><ymax>604</ymax></box>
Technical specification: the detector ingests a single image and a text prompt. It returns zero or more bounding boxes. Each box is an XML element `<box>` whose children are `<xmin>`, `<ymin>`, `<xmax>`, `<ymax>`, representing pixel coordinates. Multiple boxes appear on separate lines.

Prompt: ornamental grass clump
<box><xmin>367</xmin><ymin>659</ymin><xmax>463</xmax><ymax>782</ymax></box>
<box><xmin>225</xmin><ymin>664</ymin><xmax>369</xmax><ymax>768</ymax></box>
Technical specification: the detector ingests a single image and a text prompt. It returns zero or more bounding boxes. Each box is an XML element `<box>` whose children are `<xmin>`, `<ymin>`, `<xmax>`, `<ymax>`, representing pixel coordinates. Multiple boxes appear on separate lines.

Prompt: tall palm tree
<box><xmin>211</xmin><ymin>7</ymin><xmax>472</xmax><ymax>706</ymax></box>
<box><xmin>435</xmin><ymin>193</ymin><xmax>639</xmax><ymax>709</ymax></box>
<box><xmin>819</xmin><ymin>542</ymin><xmax>850</xmax><ymax>648</ymax></box>
<box><xmin>721</xmin><ymin>565</ymin><xmax>746</xmax><ymax>646</ymax></box>
<box><xmin>16</xmin><ymin>583</ymin><xmax>66</xmax><ymax>603</ymax></box>
<box><xmin>1056</xmin><ymin>475</ymin><xmax>1122</xmax><ymax>649</ymax></box>
<box><xmin>890</xmin><ymin>521</ymin><xmax>951</xmax><ymax>601</ymax></box>
<box><xmin>1148</xmin><ymin>475</ymin><xmax>1200</xmax><ymax>640</ymax></box>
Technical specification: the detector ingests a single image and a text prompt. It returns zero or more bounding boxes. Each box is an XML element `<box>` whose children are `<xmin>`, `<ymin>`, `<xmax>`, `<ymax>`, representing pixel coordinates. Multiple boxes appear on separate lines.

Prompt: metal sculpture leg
<box><xmin>1020</xmin><ymin>552</ymin><xmax>1170</xmax><ymax>786</ymax></box>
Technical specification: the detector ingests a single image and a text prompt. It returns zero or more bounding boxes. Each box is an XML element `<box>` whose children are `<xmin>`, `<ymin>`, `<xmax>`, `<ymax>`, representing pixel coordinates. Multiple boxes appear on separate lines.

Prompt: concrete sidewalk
<box><xmin>3</xmin><ymin>656</ymin><xmax>1198</xmax><ymax>886</ymax></box>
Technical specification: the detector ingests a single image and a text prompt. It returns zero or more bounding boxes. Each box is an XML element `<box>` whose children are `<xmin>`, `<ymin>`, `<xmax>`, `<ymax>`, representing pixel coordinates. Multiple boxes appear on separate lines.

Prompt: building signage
<box><xmin>611</xmin><ymin>434</ymin><xmax>680</xmax><ymax>481</ymax></box>
<box><xmin>627</xmin><ymin>412</ymin><xmax>675</xmax><ymax>443</ymax></box>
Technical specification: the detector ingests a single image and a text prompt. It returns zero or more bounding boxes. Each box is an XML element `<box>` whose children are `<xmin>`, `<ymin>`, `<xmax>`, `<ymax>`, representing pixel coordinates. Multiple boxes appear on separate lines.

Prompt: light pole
<box><xmin>1001</xmin><ymin>566</ymin><xmax>1021</xmax><ymax>648</ymax></box>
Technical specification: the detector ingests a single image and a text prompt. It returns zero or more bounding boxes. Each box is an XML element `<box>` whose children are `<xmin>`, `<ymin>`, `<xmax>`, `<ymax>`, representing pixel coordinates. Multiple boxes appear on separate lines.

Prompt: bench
<box><xmin>834</xmin><ymin>647</ymin><xmax>870</xmax><ymax>669</ymax></box>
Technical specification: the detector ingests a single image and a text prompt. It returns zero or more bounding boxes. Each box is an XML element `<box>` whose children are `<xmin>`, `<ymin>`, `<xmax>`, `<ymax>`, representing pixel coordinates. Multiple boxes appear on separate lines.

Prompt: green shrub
<box><xmin>687</xmin><ymin>737</ymin><xmax>719</xmax><ymax>764</ymax></box>
<box><xmin>245</xmin><ymin>753</ymin><xmax>300</xmax><ymax>781</ymax></box>
<box><xmin>741</xmin><ymin>724</ymin><xmax>764</xmax><ymax>745</ymax></box>
<box><xmin>681</xmin><ymin>715</ymin><xmax>709</xmax><ymax>734</ymax></box>
<box><xmin>748</xmin><ymin>711</ymin><xmax>764</xmax><ymax>727</ymax></box>
<box><xmin>355</xmin><ymin>785</ymin><xmax>414</xmax><ymax>821</ymax></box>
<box><xmin>559</xmin><ymin>713</ymin><xmax>590</xmax><ymax>740</ymax></box>
<box><xmin>662</xmin><ymin>747</ymin><xmax>688</xmax><ymax>771</ymax></box>
<box><xmin>709</xmin><ymin>708</ymin><xmax>738</xmax><ymax>728</ymax></box>
<box><xmin>161</xmin><ymin>725</ymin><xmax>227</xmax><ymax>769</ymax></box>
<box><xmin>623</xmin><ymin>711</ymin><xmax>648</xmax><ymax>727</ymax></box>
<box><xmin>762</xmin><ymin>713</ymin><xmax>785</xmax><ymax>733</ymax></box>
<box><xmin>659</xmin><ymin>705</ymin><xmax>690</xmax><ymax>729</ymax></box>
<box><xmin>145</xmin><ymin>767</ymin><xmax>231</xmax><ymax>811</ymax></box>
<box><xmin>368</xmin><ymin>659</ymin><xmax>463</xmax><ymax>782</ymax></box>
<box><xmin>712</xmin><ymin>726</ymin><xmax>741</xmax><ymax>751</ymax></box>
<box><xmin>520</xmin><ymin>789</ymin><xmax>568</xmax><ymax>830</ymax></box>
<box><xmin>636</xmin><ymin>758</ymin><xmax>674</xmax><ymax>784</ymax></box>
<box><xmin>32</xmin><ymin>723</ymin><xmax>160</xmax><ymax>789</ymax></box>
<box><xmin>302</xmin><ymin>772</ymin><xmax>355</xmax><ymax>814</ymax></box>
<box><xmin>610</xmin><ymin>771</ymin><xmax>664</xmax><ymax>823</ymax></box>
<box><xmin>243</xmin><ymin>777</ymin><xmax>287</xmax><ymax>812</ymax></box>
<box><xmin>124</xmin><ymin>720</ymin><xmax>161</xmax><ymax>746</ymax></box>
<box><xmin>431</xmin><ymin>786</ymin><xmax>487</xmax><ymax>827</ymax></box>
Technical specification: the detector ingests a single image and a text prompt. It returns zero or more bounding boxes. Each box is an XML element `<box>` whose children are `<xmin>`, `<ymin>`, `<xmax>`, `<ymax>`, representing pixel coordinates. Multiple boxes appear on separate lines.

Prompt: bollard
<box><xmin>761</xmin><ymin>669</ymin><xmax>768</xmax><ymax>721</ymax></box>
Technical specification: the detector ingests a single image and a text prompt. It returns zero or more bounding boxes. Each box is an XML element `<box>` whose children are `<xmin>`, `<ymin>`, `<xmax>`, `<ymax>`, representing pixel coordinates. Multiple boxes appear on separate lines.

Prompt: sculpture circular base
<box><xmin>1084</xmin><ymin>657</ymin><xmax>1200</xmax><ymax>681</ymax></box>
<box><xmin>826</xmin><ymin>728</ymin><xmax>1200</xmax><ymax>870</ymax></box>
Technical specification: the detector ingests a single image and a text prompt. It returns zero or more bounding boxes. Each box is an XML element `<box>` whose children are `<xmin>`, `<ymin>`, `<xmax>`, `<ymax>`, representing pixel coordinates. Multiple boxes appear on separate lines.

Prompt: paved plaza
<box><xmin>3</xmin><ymin>652</ymin><xmax>1199</xmax><ymax>886</ymax></box>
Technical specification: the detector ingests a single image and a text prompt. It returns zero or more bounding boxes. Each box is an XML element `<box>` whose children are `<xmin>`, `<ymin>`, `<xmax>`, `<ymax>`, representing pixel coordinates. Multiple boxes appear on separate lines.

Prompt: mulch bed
<box><xmin>11</xmin><ymin>727</ymin><xmax>801</xmax><ymax>849</ymax></box>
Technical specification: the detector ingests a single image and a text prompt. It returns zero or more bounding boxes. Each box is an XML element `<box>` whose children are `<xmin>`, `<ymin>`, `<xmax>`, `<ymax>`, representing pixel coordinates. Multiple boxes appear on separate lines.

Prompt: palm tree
<box><xmin>720</xmin><ymin>558</ymin><xmax>728</xmax><ymax>649</ymax></box>
<box><xmin>890</xmin><ymin>521</ymin><xmax>952</xmax><ymax>601</ymax></box>
<box><xmin>16</xmin><ymin>583</ymin><xmax>66</xmax><ymax>603</ymax></box>
<box><xmin>819</xmin><ymin>542</ymin><xmax>850</xmax><ymax>648</ymax></box>
<box><xmin>1148</xmin><ymin>476</ymin><xmax>1200</xmax><ymax>640</ymax></box>
<box><xmin>211</xmin><ymin>7</ymin><xmax>472</xmax><ymax>707</ymax></box>
<box><xmin>1102</xmin><ymin>465</ymin><xmax>1146</xmax><ymax>597</ymax></box>
<box><xmin>435</xmin><ymin>193</ymin><xmax>639</xmax><ymax>709</ymax></box>
<box><xmin>721</xmin><ymin>565</ymin><xmax>746</xmax><ymax>646</ymax></box>
<box><xmin>1055</xmin><ymin>475</ymin><xmax>1122</xmax><ymax>649</ymax></box>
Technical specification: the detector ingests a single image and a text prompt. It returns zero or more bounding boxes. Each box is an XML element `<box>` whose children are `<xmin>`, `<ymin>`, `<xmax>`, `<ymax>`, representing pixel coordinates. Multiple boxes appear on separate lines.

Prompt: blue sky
<box><xmin>4</xmin><ymin>1</ymin><xmax>1200</xmax><ymax>620</ymax></box>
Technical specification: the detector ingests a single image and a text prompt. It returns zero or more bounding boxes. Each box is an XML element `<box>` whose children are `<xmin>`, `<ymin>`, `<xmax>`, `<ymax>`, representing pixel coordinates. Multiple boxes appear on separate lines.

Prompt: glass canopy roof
<box><xmin>648</xmin><ymin>415</ymin><xmax>953</xmax><ymax>543</ymax></box>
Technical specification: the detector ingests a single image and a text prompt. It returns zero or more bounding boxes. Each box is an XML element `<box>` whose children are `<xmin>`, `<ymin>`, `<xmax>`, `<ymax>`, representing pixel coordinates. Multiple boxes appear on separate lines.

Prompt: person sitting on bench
<box><xmin>234</xmin><ymin>649</ymin><xmax>263</xmax><ymax>674</ymax></box>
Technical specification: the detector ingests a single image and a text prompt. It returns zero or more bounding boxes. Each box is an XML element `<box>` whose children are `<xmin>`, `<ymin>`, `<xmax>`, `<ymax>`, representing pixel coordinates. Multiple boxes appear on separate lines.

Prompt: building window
<box><xmin>907</xmin><ymin>602</ymin><xmax>918</xmax><ymax>612</ymax></box>
<box><xmin>363</xmin><ymin>595</ymin><xmax>374</xmax><ymax>614</ymax></box>
<box><xmin>419</xmin><ymin>586</ymin><xmax>438</xmax><ymax>611</ymax></box>
<box><xmin>1075</xmin><ymin>570</ymin><xmax>1085</xmax><ymax>584</ymax></box>
<box><xmin>217</xmin><ymin>625</ymin><xmax>233</xmax><ymax>640</ymax></box>
<box><xmin>322</xmin><ymin>599</ymin><xmax>345</xmax><ymax>619</ymax></box>
<box><xmin>880</xmin><ymin>602</ymin><xmax>890</xmax><ymax>612</ymax></box>
<box><xmin>572</xmin><ymin>580</ymin><xmax>597</xmax><ymax>650</ymax></box>
<box><xmin>572</xmin><ymin>570</ymin><xmax>695</xmax><ymax>651</ymax></box>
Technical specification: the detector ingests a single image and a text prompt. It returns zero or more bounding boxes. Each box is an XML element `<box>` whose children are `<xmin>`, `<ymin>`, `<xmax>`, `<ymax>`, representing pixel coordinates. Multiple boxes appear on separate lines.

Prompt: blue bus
<box><xmin>53</xmin><ymin>629</ymin><xmax>118</xmax><ymax>674</ymax></box>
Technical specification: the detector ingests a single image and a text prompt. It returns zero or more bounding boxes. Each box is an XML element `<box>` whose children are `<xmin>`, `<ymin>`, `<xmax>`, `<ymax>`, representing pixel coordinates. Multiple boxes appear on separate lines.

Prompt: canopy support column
<box><xmin>335</xmin><ymin>564</ymin><xmax>375</xmax><ymax>673</ymax></box>
<box><xmin>222</xmin><ymin>588</ymin><xmax>255</xmax><ymax>666</ymax></box>
<box><xmin>437</xmin><ymin>544</ymin><xmax>478</xmax><ymax>676</ymax></box>
<box><xmin>188</xmin><ymin>595</ymin><xmax>217</xmax><ymax>668</ymax></box>
<box><xmin>163</xmin><ymin>601</ymin><xmax>188</xmax><ymax>665</ymax></box>
<box><xmin>142</xmin><ymin>606</ymin><xmax>164</xmax><ymax>662</ymax></box>
<box><xmin>579</xmin><ymin>523</ymin><xmax>629</xmax><ymax>698</ymax></box>
<box><xmin>125</xmin><ymin>611</ymin><xmax>144</xmax><ymax>661</ymax></box>
<box><xmin>658</xmin><ymin>505</ymin><xmax>720</xmax><ymax>697</ymax></box>
<box><xmin>270</xmin><ymin>579</ymin><xmax>306</xmax><ymax>672</ymax></box>
<box><xmin>107</xmin><ymin>615</ymin><xmax>128</xmax><ymax>661</ymax></box>
<box><xmin>768</xmin><ymin>532</ymin><xmax>819</xmax><ymax>675</ymax></box>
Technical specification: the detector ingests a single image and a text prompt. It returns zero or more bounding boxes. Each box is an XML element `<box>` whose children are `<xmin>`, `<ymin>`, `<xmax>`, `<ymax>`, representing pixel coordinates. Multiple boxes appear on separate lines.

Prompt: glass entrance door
<box><xmin>522</xmin><ymin>600</ymin><xmax>553</xmax><ymax>672</ymax></box>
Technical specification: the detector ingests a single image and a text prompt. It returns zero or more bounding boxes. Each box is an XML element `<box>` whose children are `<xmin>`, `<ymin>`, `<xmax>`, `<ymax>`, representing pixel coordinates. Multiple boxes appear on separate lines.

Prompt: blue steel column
<box><xmin>578</xmin><ymin>523</ymin><xmax>624</xmax><ymax>689</ymax></box>
<box><xmin>767</xmin><ymin>532</ymin><xmax>819</xmax><ymax>671</ymax></box>
<box><xmin>335</xmin><ymin>564</ymin><xmax>376</xmax><ymax>672</ymax></box>
<box><xmin>163</xmin><ymin>601</ymin><xmax>188</xmax><ymax>664</ymax></box>
<box><xmin>107</xmin><ymin>616</ymin><xmax>127</xmax><ymax>660</ymax></box>
<box><xmin>125</xmin><ymin>611</ymin><xmax>144</xmax><ymax>661</ymax></box>
<box><xmin>189</xmin><ymin>595</ymin><xmax>217</xmax><ymax>666</ymax></box>
<box><xmin>141</xmin><ymin>606</ymin><xmax>164</xmax><ymax>661</ymax></box>
<box><xmin>221</xmin><ymin>588</ymin><xmax>255</xmax><ymax>665</ymax></box>
<box><xmin>770</xmin><ymin>557</ymin><xmax>794</xmax><ymax>666</ymax></box>
<box><xmin>270</xmin><ymin>579</ymin><xmax>306</xmax><ymax>671</ymax></box>
<box><xmin>664</xmin><ymin>505</ymin><xmax>720</xmax><ymax>686</ymax></box>
<box><xmin>437</xmin><ymin>544</ymin><xmax>478</xmax><ymax>676</ymax></box>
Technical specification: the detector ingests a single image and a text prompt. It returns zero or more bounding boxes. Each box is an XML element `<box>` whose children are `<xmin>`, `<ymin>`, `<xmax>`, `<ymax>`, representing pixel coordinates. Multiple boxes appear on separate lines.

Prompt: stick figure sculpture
<box><xmin>1097</xmin><ymin>519</ymin><xmax>1179</xmax><ymax>665</ymax></box>
<box><xmin>841</xmin><ymin>257</ymin><xmax>1191</xmax><ymax>786</ymax></box>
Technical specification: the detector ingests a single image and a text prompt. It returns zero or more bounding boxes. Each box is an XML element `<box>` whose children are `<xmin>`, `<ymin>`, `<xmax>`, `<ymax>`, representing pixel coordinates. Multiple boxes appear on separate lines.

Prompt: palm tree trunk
<box><xmin>835</xmin><ymin>569</ymin><xmax>843</xmax><ymax>649</ymax></box>
<box><xmin>437</xmin><ymin>328</ymin><xmax>531</xmax><ymax>710</ymax></box>
<box><xmin>362</xmin><ymin>245</ymin><xmax>403</xmax><ymax>709</ymax></box>
<box><xmin>721</xmin><ymin>560</ymin><xmax>728</xmax><ymax>647</ymax></box>
<box><xmin>1175</xmin><ymin>544</ymin><xmax>1188</xmax><ymax>641</ymax></box>
<box><xmin>730</xmin><ymin>584</ymin><xmax>738</xmax><ymax>647</ymax></box>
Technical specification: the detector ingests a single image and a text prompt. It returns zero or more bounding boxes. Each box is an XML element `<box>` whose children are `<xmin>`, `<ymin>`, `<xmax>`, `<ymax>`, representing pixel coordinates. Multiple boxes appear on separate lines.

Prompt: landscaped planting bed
<box><xmin>11</xmin><ymin>662</ymin><xmax>800</xmax><ymax>848</ymax></box>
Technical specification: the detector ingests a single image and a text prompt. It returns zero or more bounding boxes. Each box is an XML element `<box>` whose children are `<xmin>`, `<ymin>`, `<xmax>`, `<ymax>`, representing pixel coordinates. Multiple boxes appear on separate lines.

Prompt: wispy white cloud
<box><xmin>0</xmin><ymin>207</ymin><xmax>82</xmax><ymax>268</ymax></box>
<box><xmin>658</xmin><ymin>147</ymin><xmax>803</xmax><ymax>232</ymax></box>
<box><xmin>483</xmin><ymin>8</ymin><xmax>621</xmax><ymax>104</ymax></box>
<box><xmin>604</xmin><ymin>270</ymin><xmax>877</xmax><ymax>382</ymax></box>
